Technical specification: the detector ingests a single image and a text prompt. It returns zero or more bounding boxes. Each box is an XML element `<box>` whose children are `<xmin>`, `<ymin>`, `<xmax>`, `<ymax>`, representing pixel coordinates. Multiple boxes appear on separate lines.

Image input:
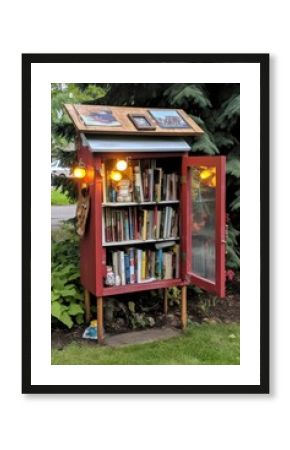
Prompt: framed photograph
<box><xmin>22</xmin><ymin>53</ymin><xmax>269</xmax><ymax>394</ymax></box>
<box><xmin>80</xmin><ymin>108</ymin><xmax>121</xmax><ymax>127</ymax></box>
<box><xmin>128</xmin><ymin>113</ymin><xmax>156</xmax><ymax>130</ymax></box>
<box><xmin>149</xmin><ymin>109</ymin><xmax>190</xmax><ymax>128</ymax></box>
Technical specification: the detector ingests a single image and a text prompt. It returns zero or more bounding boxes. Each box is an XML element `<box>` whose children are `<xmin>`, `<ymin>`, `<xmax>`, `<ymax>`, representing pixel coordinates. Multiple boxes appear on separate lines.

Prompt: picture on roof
<box><xmin>148</xmin><ymin>109</ymin><xmax>190</xmax><ymax>129</ymax></box>
<box><xmin>81</xmin><ymin>109</ymin><xmax>121</xmax><ymax>127</ymax></box>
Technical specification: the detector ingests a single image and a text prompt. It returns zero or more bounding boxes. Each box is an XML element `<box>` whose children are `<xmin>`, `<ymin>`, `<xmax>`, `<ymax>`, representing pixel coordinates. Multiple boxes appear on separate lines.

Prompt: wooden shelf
<box><xmin>102</xmin><ymin>200</ymin><xmax>179</xmax><ymax>207</ymax></box>
<box><xmin>102</xmin><ymin>237</ymin><xmax>180</xmax><ymax>247</ymax></box>
<box><xmin>103</xmin><ymin>278</ymin><xmax>184</xmax><ymax>296</ymax></box>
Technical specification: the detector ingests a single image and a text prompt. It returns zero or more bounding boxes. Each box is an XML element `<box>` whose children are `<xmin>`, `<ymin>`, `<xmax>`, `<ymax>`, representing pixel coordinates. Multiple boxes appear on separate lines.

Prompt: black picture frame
<box><xmin>128</xmin><ymin>113</ymin><xmax>156</xmax><ymax>130</ymax></box>
<box><xmin>22</xmin><ymin>53</ymin><xmax>269</xmax><ymax>394</ymax></box>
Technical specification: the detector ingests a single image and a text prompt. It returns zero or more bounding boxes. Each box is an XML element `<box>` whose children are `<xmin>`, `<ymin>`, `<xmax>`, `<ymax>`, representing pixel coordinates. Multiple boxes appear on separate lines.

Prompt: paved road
<box><xmin>51</xmin><ymin>205</ymin><xmax>76</xmax><ymax>228</ymax></box>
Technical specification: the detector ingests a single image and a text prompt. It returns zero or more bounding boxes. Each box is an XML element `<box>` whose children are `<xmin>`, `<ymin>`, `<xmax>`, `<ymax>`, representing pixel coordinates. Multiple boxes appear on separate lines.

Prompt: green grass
<box><xmin>51</xmin><ymin>187</ymin><xmax>72</xmax><ymax>205</ymax></box>
<box><xmin>51</xmin><ymin>323</ymin><xmax>240</xmax><ymax>365</ymax></box>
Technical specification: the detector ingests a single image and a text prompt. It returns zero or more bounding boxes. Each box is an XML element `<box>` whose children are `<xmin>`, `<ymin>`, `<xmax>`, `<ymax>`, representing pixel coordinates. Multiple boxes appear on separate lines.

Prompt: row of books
<box><xmin>103</xmin><ymin>206</ymin><xmax>179</xmax><ymax>242</ymax></box>
<box><xmin>106</xmin><ymin>244</ymin><xmax>180</xmax><ymax>286</ymax></box>
<box><xmin>102</xmin><ymin>159</ymin><xmax>179</xmax><ymax>203</ymax></box>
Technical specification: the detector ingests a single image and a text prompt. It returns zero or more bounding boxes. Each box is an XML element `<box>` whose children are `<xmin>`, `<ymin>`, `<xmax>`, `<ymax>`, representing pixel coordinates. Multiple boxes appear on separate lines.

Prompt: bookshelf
<box><xmin>101</xmin><ymin>157</ymin><xmax>181</xmax><ymax>289</ymax></box>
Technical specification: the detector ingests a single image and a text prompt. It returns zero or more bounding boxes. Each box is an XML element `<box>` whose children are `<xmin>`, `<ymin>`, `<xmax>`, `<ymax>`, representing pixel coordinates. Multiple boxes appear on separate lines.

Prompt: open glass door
<box><xmin>181</xmin><ymin>156</ymin><xmax>226</xmax><ymax>297</ymax></box>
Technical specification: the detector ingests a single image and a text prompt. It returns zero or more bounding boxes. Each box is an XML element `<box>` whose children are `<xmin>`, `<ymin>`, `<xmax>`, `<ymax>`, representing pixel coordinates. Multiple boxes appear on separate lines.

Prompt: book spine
<box><xmin>155</xmin><ymin>249</ymin><xmax>163</xmax><ymax>279</ymax></box>
<box><xmin>124</xmin><ymin>209</ymin><xmax>130</xmax><ymax>241</ymax></box>
<box><xmin>129</xmin><ymin>248</ymin><xmax>135</xmax><ymax>284</ymax></box>
<box><xmin>151</xmin><ymin>251</ymin><xmax>156</xmax><ymax>278</ymax></box>
<box><xmin>112</xmin><ymin>251</ymin><xmax>119</xmax><ymax>278</ymax></box>
<box><xmin>141</xmin><ymin>250</ymin><xmax>146</xmax><ymax>280</ymax></box>
<box><xmin>174</xmin><ymin>244</ymin><xmax>180</xmax><ymax>278</ymax></box>
<box><xmin>134</xmin><ymin>208</ymin><xmax>139</xmax><ymax>239</ymax></box>
<box><xmin>118</xmin><ymin>251</ymin><xmax>126</xmax><ymax>285</ymax></box>
<box><xmin>134</xmin><ymin>163</ymin><xmax>144</xmax><ymax>202</ymax></box>
<box><xmin>128</xmin><ymin>207</ymin><xmax>134</xmax><ymax>240</ymax></box>
<box><xmin>124</xmin><ymin>253</ymin><xmax>130</xmax><ymax>284</ymax></box>
<box><xmin>142</xmin><ymin>209</ymin><xmax>148</xmax><ymax>240</ymax></box>
<box><xmin>136</xmin><ymin>249</ymin><xmax>142</xmax><ymax>283</ymax></box>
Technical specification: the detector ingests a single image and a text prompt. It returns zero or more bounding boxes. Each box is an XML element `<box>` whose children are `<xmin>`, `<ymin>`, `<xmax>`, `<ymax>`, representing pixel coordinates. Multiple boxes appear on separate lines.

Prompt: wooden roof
<box><xmin>64</xmin><ymin>104</ymin><xmax>204</xmax><ymax>137</ymax></box>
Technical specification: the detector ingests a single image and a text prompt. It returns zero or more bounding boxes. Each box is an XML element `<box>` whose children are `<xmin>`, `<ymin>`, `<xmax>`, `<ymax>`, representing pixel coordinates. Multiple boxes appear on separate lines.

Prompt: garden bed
<box><xmin>51</xmin><ymin>289</ymin><xmax>239</xmax><ymax>350</ymax></box>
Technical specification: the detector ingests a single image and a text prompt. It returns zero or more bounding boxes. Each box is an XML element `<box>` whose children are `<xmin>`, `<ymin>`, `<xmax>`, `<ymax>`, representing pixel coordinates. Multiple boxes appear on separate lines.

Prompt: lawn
<box><xmin>51</xmin><ymin>187</ymin><xmax>72</xmax><ymax>205</ymax></box>
<box><xmin>51</xmin><ymin>323</ymin><xmax>240</xmax><ymax>365</ymax></box>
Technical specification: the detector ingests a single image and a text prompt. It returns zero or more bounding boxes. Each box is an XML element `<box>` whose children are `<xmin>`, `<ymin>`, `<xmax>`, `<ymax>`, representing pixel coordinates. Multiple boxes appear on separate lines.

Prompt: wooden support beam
<box><xmin>97</xmin><ymin>296</ymin><xmax>104</xmax><ymax>345</ymax></box>
<box><xmin>181</xmin><ymin>285</ymin><xmax>187</xmax><ymax>329</ymax></box>
<box><xmin>84</xmin><ymin>289</ymin><xmax>91</xmax><ymax>323</ymax></box>
<box><xmin>164</xmin><ymin>288</ymin><xmax>168</xmax><ymax>315</ymax></box>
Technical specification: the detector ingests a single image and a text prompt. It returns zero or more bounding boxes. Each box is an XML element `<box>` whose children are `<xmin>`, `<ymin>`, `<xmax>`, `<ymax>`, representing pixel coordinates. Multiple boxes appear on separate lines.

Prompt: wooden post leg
<box><xmin>97</xmin><ymin>296</ymin><xmax>104</xmax><ymax>345</ymax></box>
<box><xmin>84</xmin><ymin>289</ymin><xmax>91</xmax><ymax>323</ymax></box>
<box><xmin>164</xmin><ymin>288</ymin><xmax>168</xmax><ymax>316</ymax></box>
<box><xmin>181</xmin><ymin>285</ymin><xmax>187</xmax><ymax>330</ymax></box>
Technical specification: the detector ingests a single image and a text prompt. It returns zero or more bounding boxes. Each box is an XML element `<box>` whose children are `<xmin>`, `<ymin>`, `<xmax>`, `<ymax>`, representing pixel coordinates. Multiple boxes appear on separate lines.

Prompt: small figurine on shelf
<box><xmin>105</xmin><ymin>265</ymin><xmax>115</xmax><ymax>286</ymax></box>
<box><xmin>116</xmin><ymin>178</ymin><xmax>132</xmax><ymax>202</ymax></box>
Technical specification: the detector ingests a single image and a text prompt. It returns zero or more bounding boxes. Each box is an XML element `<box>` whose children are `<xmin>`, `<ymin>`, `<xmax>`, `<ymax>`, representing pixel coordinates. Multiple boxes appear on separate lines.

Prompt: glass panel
<box><xmin>191</xmin><ymin>166</ymin><xmax>216</xmax><ymax>282</ymax></box>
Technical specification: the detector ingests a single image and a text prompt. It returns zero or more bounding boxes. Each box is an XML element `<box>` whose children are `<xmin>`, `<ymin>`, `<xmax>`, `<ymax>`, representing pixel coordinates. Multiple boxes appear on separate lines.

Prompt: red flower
<box><xmin>226</xmin><ymin>269</ymin><xmax>235</xmax><ymax>281</ymax></box>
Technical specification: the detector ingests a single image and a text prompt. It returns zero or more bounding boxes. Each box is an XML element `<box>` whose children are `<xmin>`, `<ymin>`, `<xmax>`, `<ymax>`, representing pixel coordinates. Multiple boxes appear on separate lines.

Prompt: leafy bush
<box><xmin>51</xmin><ymin>224</ymin><xmax>84</xmax><ymax>328</ymax></box>
<box><xmin>51</xmin><ymin>187</ymin><xmax>73</xmax><ymax>205</ymax></box>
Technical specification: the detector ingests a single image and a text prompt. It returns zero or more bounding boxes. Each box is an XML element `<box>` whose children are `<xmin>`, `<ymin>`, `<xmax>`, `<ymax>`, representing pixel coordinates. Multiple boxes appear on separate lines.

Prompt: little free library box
<box><xmin>65</xmin><ymin>104</ymin><xmax>226</xmax><ymax>344</ymax></box>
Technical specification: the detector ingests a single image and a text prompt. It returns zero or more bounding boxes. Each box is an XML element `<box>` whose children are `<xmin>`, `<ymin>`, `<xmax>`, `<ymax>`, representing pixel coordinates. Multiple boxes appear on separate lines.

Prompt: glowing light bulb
<box><xmin>116</xmin><ymin>159</ymin><xmax>128</xmax><ymax>171</ymax></box>
<box><xmin>73</xmin><ymin>166</ymin><xmax>87</xmax><ymax>179</ymax></box>
<box><xmin>200</xmin><ymin>169</ymin><xmax>212</xmax><ymax>180</ymax></box>
<box><xmin>111</xmin><ymin>170</ymin><xmax>122</xmax><ymax>182</ymax></box>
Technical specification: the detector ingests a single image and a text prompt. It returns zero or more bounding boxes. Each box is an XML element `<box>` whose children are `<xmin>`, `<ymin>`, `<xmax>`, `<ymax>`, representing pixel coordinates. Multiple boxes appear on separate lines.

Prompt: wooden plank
<box><xmin>64</xmin><ymin>104</ymin><xmax>204</xmax><ymax>137</ymax></box>
<box><xmin>103</xmin><ymin>278</ymin><xmax>184</xmax><ymax>297</ymax></box>
<box><xmin>97</xmin><ymin>296</ymin><xmax>104</xmax><ymax>344</ymax></box>
<box><xmin>181</xmin><ymin>285</ymin><xmax>187</xmax><ymax>329</ymax></box>
<box><xmin>84</xmin><ymin>289</ymin><xmax>91</xmax><ymax>323</ymax></box>
<box><xmin>102</xmin><ymin>237</ymin><xmax>180</xmax><ymax>247</ymax></box>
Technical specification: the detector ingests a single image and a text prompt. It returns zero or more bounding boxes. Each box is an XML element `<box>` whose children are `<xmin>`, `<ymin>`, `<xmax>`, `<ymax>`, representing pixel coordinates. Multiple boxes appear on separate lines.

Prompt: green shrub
<box><xmin>51</xmin><ymin>224</ymin><xmax>84</xmax><ymax>328</ymax></box>
<box><xmin>51</xmin><ymin>187</ymin><xmax>73</xmax><ymax>205</ymax></box>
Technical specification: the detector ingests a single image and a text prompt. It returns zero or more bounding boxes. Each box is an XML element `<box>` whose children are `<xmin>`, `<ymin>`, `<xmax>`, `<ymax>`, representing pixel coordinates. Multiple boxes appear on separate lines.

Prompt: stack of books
<box><xmin>108</xmin><ymin>244</ymin><xmax>180</xmax><ymax>286</ymax></box>
<box><xmin>103</xmin><ymin>206</ymin><xmax>179</xmax><ymax>243</ymax></box>
<box><xmin>102</xmin><ymin>159</ymin><xmax>179</xmax><ymax>203</ymax></box>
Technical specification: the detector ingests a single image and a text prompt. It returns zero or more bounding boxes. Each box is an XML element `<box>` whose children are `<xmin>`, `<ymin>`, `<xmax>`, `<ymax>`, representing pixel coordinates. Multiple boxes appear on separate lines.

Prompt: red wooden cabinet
<box><xmin>66</xmin><ymin>105</ymin><xmax>226</xmax><ymax>343</ymax></box>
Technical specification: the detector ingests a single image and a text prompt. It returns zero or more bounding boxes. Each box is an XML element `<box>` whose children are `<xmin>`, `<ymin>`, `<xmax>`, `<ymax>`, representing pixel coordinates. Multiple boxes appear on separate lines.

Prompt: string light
<box><xmin>116</xmin><ymin>159</ymin><xmax>128</xmax><ymax>171</ymax></box>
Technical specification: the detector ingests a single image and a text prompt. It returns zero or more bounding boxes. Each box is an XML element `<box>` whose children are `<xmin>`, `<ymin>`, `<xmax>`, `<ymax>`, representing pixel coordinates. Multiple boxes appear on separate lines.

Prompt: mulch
<box><xmin>52</xmin><ymin>289</ymin><xmax>240</xmax><ymax>349</ymax></box>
